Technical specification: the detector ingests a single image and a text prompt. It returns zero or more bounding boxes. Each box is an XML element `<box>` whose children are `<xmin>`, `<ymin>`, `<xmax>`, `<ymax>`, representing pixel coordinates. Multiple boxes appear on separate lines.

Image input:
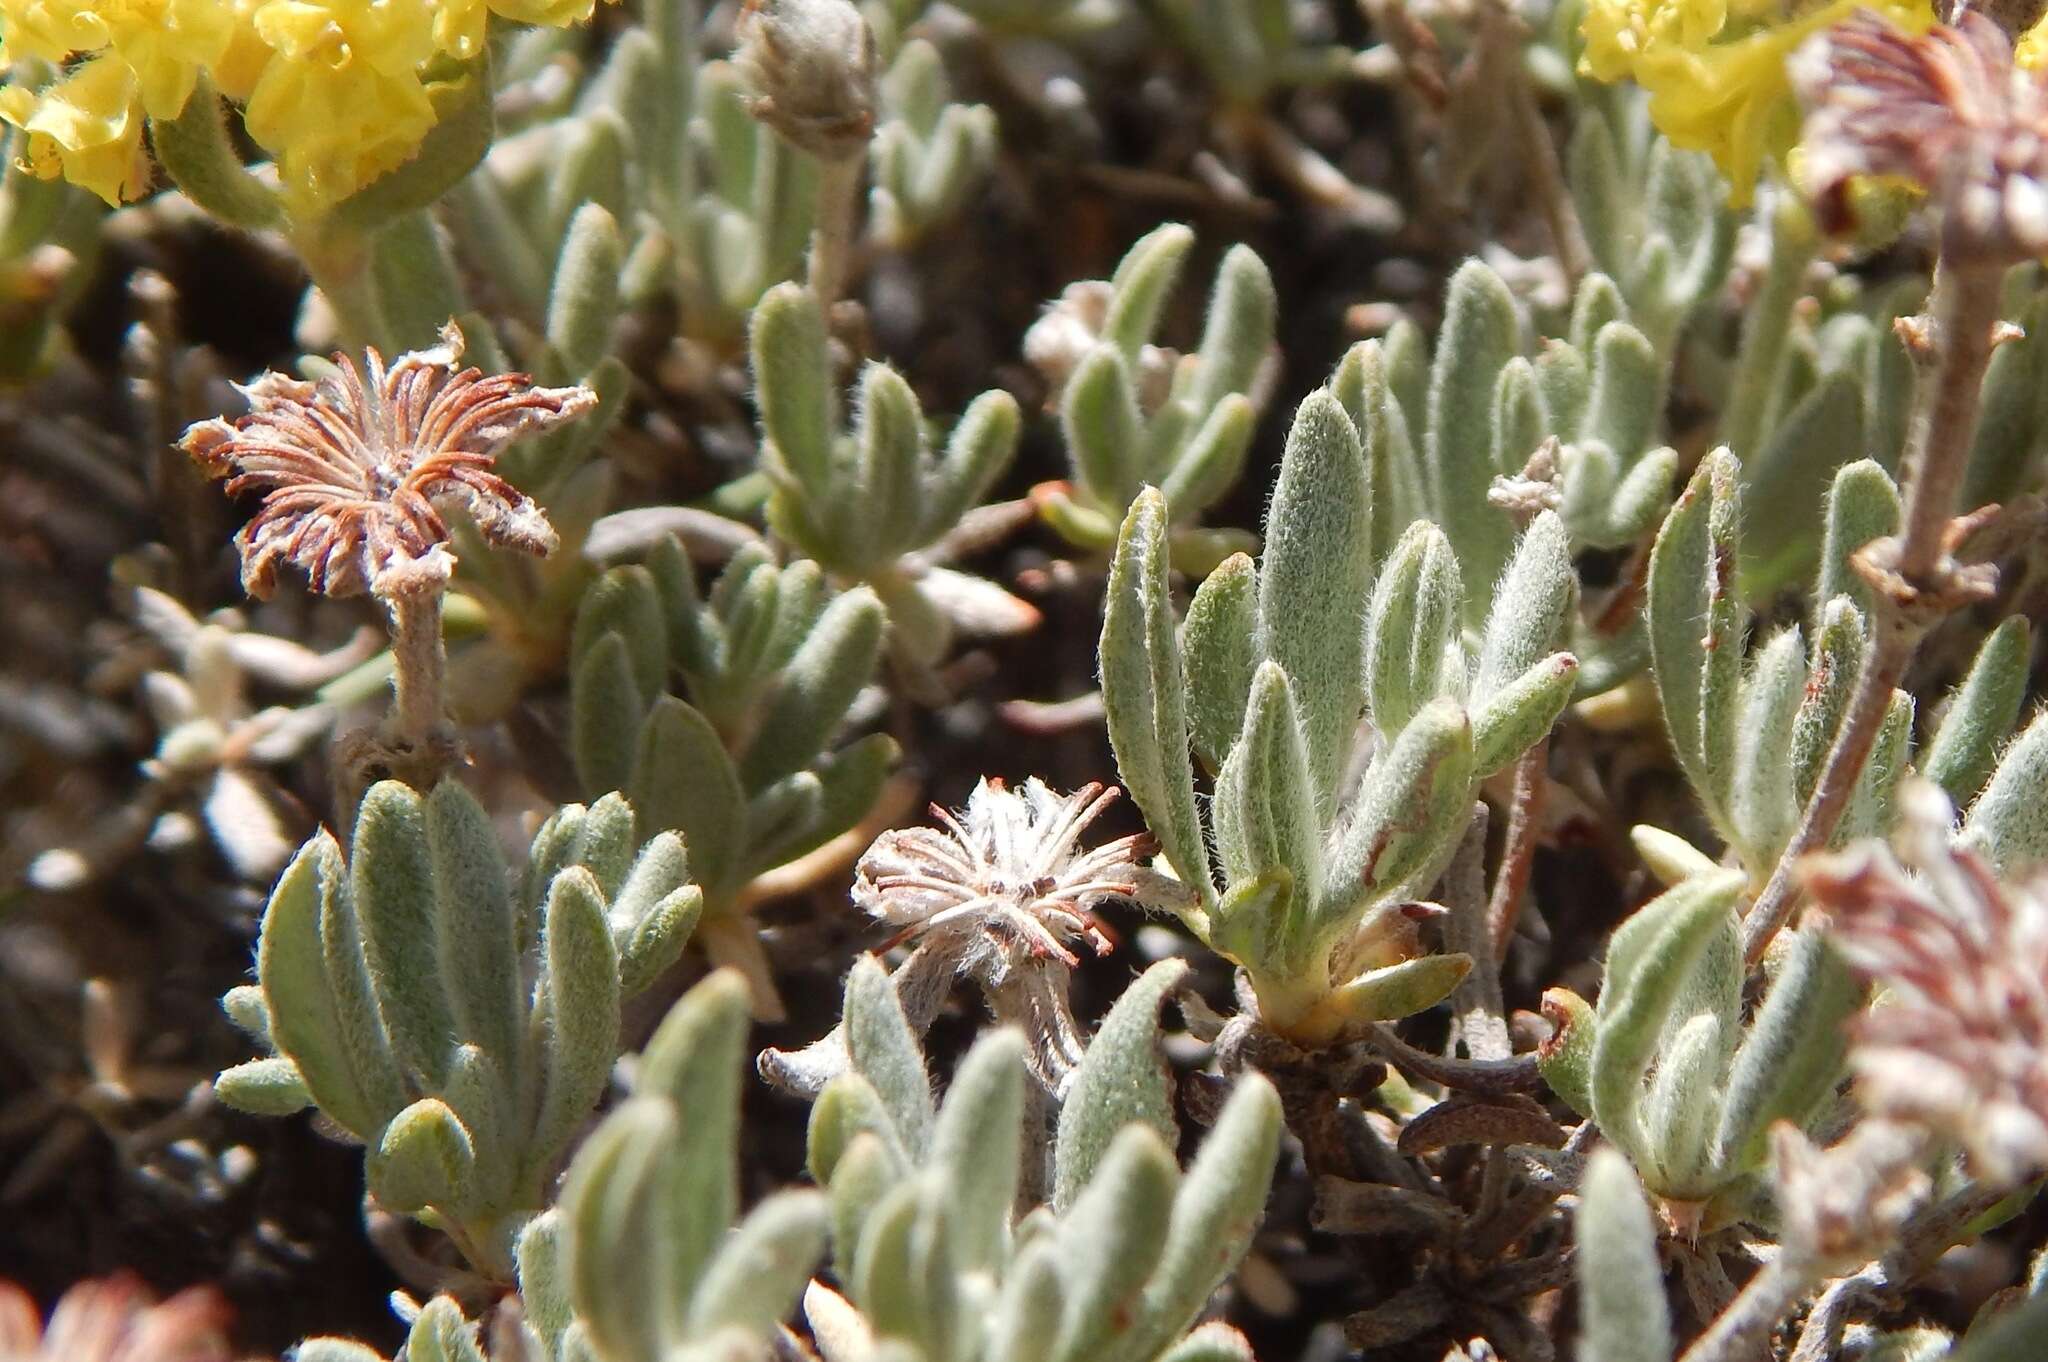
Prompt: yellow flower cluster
<box><xmin>0</xmin><ymin>0</ymin><xmax>599</xmax><ymax>211</ymax></box>
<box><xmin>1579</xmin><ymin>0</ymin><xmax>1932</xmax><ymax>204</ymax></box>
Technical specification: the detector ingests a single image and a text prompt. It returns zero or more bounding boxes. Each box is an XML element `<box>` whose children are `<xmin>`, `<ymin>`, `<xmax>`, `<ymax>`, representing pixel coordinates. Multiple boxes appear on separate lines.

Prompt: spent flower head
<box><xmin>180</xmin><ymin>322</ymin><xmax>591</xmax><ymax>601</ymax></box>
<box><xmin>855</xmin><ymin>777</ymin><xmax>1185</xmax><ymax>981</ymax></box>
<box><xmin>1807</xmin><ymin>781</ymin><xmax>2048</xmax><ymax>1187</ymax></box>
<box><xmin>1792</xmin><ymin>9</ymin><xmax>2048</xmax><ymax>257</ymax></box>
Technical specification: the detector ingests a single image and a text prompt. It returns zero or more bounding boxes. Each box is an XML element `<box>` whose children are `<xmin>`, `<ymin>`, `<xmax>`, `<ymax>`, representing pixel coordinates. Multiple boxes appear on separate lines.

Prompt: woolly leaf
<box><xmin>1122</xmin><ymin>1076</ymin><xmax>1283</xmax><ymax>1362</ymax></box>
<box><xmin>426</xmin><ymin>782</ymin><xmax>523</xmax><ymax>1087</ymax></box>
<box><xmin>1212</xmin><ymin>663</ymin><xmax>1321</xmax><ymax>903</ymax></box>
<box><xmin>844</xmin><ymin>955</ymin><xmax>935</xmax><ymax>1159</ymax></box>
<box><xmin>1427</xmin><ymin>260</ymin><xmax>1519</xmax><ymax>618</ymax></box>
<box><xmin>214</xmin><ymin>1057</ymin><xmax>314</xmax><ymax>1116</ymax></box>
<box><xmin>369</xmin><ymin>1097</ymin><xmax>474</xmax><ymax>1215</ymax></box>
<box><xmin>1181</xmin><ymin>552</ymin><xmax>1259</xmax><ymax>773</ymax></box>
<box><xmin>1926</xmin><ymin>619</ymin><xmax>2032</xmax><ymax>808</ymax></box>
<box><xmin>1055</xmin><ymin>959</ymin><xmax>1188</xmax><ymax>1212</ymax></box>
<box><xmin>1255</xmin><ymin>391</ymin><xmax>1372</xmax><ymax>805</ymax></box>
<box><xmin>529</xmin><ymin>867</ymin><xmax>621</xmax><ymax>1180</ymax></box>
<box><xmin>1052</xmin><ymin>1127</ymin><xmax>1178</xmax><ymax>1362</ymax></box>
<box><xmin>253</xmin><ymin>832</ymin><xmax>400</xmax><ymax>1138</ymax></box>
<box><xmin>1960</xmin><ymin>708</ymin><xmax>2048</xmax><ymax>877</ymax></box>
<box><xmin>1578</xmin><ymin>1149</ymin><xmax>1674</xmax><ymax>1362</ymax></box>
<box><xmin>1647</xmin><ymin>450</ymin><xmax>1744</xmax><ymax>828</ymax></box>
<box><xmin>1712</xmin><ymin>929</ymin><xmax>1859</xmax><ymax>1175</ymax></box>
<box><xmin>352</xmin><ymin>782</ymin><xmax>455</xmax><ymax>1091</ymax></box>
<box><xmin>685</xmin><ymin>1189</ymin><xmax>829</xmax><ymax>1338</ymax></box>
<box><xmin>934</xmin><ymin>1030</ymin><xmax>1026</xmax><ymax>1272</ymax></box>
<box><xmin>1814</xmin><ymin>460</ymin><xmax>1901</xmax><ymax>625</ymax></box>
<box><xmin>1101</xmin><ymin>489</ymin><xmax>1215</xmax><ymax>910</ymax></box>
<box><xmin>1364</xmin><ymin>522</ymin><xmax>1464</xmax><ymax>740</ymax></box>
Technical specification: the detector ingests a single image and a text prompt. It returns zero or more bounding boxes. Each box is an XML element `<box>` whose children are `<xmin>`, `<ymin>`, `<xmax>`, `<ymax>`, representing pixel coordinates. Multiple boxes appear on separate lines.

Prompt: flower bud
<box><xmin>734</xmin><ymin>0</ymin><xmax>879</xmax><ymax>162</ymax></box>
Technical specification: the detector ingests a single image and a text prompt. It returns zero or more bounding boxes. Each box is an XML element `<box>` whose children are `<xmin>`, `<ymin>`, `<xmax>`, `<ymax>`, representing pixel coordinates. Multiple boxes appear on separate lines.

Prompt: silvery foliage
<box><xmin>1030</xmin><ymin>224</ymin><xmax>1275</xmax><ymax>569</ymax></box>
<box><xmin>1152</xmin><ymin>0</ymin><xmax>1366</xmax><ymax>107</ymax></box>
<box><xmin>1577</xmin><ymin>1151</ymin><xmax>2048</xmax><ymax>1362</ymax></box>
<box><xmin>1643</xmin><ymin>450</ymin><xmax>2046</xmax><ymax>883</ymax></box>
<box><xmin>295</xmin><ymin>972</ymin><xmax>819</xmax><ymax>1362</ymax></box>
<box><xmin>749</xmin><ymin>282</ymin><xmax>1028</xmax><ymax>664</ymax></box>
<box><xmin>1099</xmin><ymin>351</ymin><xmax>1581</xmax><ymax>1044</ymax></box>
<box><xmin>1539</xmin><ymin>874</ymin><xmax>1860</xmax><ymax>1219</ymax></box>
<box><xmin>1328</xmin><ymin>259</ymin><xmax>1692</xmax><ymax>700</ymax></box>
<box><xmin>214</xmin><ymin>782</ymin><xmax>702</xmax><ymax>1276</ymax></box>
<box><xmin>795</xmin><ymin>955</ymin><xmax>1283</xmax><ymax>1362</ymax></box>
<box><xmin>453</xmin><ymin>0</ymin><xmax>809</xmax><ymax>339</ymax></box>
<box><xmin>867</xmin><ymin>29</ymin><xmax>998</xmax><ymax>249</ymax></box>
<box><xmin>569</xmin><ymin>536</ymin><xmax>897</xmax><ymax>917</ymax></box>
<box><xmin>29</xmin><ymin>587</ymin><xmax>369</xmax><ymax>891</ymax></box>
<box><xmin>450</xmin><ymin>0</ymin><xmax>999</xmax><ymax>341</ymax></box>
<box><xmin>1565</xmin><ymin>94</ymin><xmax>1732</xmax><ymax>362</ymax></box>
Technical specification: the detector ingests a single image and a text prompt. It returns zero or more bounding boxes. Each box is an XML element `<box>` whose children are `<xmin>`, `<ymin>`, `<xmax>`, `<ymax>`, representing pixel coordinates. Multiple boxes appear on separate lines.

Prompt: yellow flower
<box><xmin>0</xmin><ymin>0</ymin><xmax>604</xmax><ymax>212</ymax></box>
<box><xmin>1580</xmin><ymin>0</ymin><xmax>1933</xmax><ymax>204</ymax></box>
<box><xmin>2022</xmin><ymin>11</ymin><xmax>2048</xmax><ymax>68</ymax></box>
<box><xmin>242</xmin><ymin>0</ymin><xmax>440</xmax><ymax>209</ymax></box>
<box><xmin>0</xmin><ymin>54</ymin><xmax>150</xmax><ymax>204</ymax></box>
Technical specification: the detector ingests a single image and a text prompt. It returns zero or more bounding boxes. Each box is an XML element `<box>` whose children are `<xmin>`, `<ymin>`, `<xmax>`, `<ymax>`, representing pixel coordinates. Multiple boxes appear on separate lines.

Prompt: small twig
<box><xmin>1788</xmin><ymin>1267</ymin><xmax>1882</xmax><ymax>1362</ymax></box>
<box><xmin>1487</xmin><ymin>739</ymin><xmax>1548</xmax><ymax>962</ymax></box>
<box><xmin>1740</xmin><ymin>256</ymin><xmax>2005</xmax><ymax>964</ymax></box>
<box><xmin>1367</xmin><ymin>1023</ymin><xmax>1546</xmax><ymax>1095</ymax></box>
<box><xmin>1444</xmin><ymin>803</ymin><xmax>1511</xmax><ymax>1063</ymax></box>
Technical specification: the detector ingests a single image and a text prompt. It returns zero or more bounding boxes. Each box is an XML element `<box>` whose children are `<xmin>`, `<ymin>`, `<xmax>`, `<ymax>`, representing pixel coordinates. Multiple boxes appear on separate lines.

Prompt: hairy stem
<box><xmin>807</xmin><ymin>153</ymin><xmax>863</xmax><ymax>313</ymax></box>
<box><xmin>295</xmin><ymin>220</ymin><xmax>396</xmax><ymax>355</ymax></box>
<box><xmin>386</xmin><ymin>587</ymin><xmax>450</xmax><ymax>760</ymax></box>
<box><xmin>1740</xmin><ymin>256</ymin><xmax>2004</xmax><ymax>964</ymax></box>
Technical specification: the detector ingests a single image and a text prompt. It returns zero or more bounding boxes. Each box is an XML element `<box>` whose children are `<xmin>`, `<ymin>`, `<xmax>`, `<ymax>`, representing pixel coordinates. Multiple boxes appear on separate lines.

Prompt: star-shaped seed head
<box><xmin>180</xmin><ymin>323</ymin><xmax>595</xmax><ymax>601</ymax></box>
<box><xmin>853</xmin><ymin>777</ymin><xmax>1178</xmax><ymax>982</ymax></box>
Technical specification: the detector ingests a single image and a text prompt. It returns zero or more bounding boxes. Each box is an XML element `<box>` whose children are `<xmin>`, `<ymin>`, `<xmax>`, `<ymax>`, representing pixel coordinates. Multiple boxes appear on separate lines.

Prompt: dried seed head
<box><xmin>854</xmin><ymin>776</ymin><xmax>1180</xmax><ymax>983</ymax></box>
<box><xmin>181</xmin><ymin>323</ymin><xmax>593</xmax><ymax>601</ymax></box>
<box><xmin>1022</xmin><ymin>280</ymin><xmax>1180</xmax><ymax>412</ymax></box>
<box><xmin>1806</xmin><ymin>780</ymin><xmax>2048</xmax><ymax>1187</ymax></box>
<box><xmin>0</xmin><ymin>1274</ymin><xmax>234</xmax><ymax>1362</ymax></box>
<box><xmin>1792</xmin><ymin>12</ymin><xmax>2048</xmax><ymax>259</ymax></box>
<box><xmin>734</xmin><ymin>0</ymin><xmax>879</xmax><ymax>161</ymax></box>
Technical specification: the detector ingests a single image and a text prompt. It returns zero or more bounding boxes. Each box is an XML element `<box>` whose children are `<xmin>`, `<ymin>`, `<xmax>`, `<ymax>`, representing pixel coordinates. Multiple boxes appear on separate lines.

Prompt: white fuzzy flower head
<box><xmin>853</xmin><ymin>777</ymin><xmax>1168</xmax><ymax>980</ymax></box>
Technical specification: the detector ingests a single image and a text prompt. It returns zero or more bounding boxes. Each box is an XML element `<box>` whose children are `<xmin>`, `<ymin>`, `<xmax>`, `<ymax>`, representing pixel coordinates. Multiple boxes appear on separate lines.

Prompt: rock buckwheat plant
<box><xmin>7</xmin><ymin>0</ymin><xmax>2048</xmax><ymax>1359</ymax></box>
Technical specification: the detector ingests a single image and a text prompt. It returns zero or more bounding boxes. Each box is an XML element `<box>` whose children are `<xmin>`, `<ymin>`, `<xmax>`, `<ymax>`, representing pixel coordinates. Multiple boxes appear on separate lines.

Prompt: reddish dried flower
<box><xmin>1791</xmin><ymin>11</ymin><xmax>2048</xmax><ymax>256</ymax></box>
<box><xmin>0</xmin><ymin>1274</ymin><xmax>236</xmax><ymax>1362</ymax></box>
<box><xmin>180</xmin><ymin>323</ymin><xmax>594</xmax><ymax>601</ymax></box>
<box><xmin>1806</xmin><ymin>782</ymin><xmax>2048</xmax><ymax>1186</ymax></box>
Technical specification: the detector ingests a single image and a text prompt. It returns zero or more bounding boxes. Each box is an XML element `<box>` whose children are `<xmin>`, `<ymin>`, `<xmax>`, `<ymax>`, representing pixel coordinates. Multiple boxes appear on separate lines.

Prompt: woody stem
<box><xmin>1739</xmin><ymin>254</ymin><xmax>2004</xmax><ymax>964</ymax></box>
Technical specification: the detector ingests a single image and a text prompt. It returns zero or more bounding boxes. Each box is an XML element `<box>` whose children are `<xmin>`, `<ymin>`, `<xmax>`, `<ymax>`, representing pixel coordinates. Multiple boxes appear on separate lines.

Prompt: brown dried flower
<box><xmin>1805</xmin><ymin>781</ymin><xmax>2048</xmax><ymax>1186</ymax></box>
<box><xmin>180</xmin><ymin>323</ymin><xmax>593</xmax><ymax>601</ymax></box>
<box><xmin>855</xmin><ymin>777</ymin><xmax>1177</xmax><ymax>978</ymax></box>
<box><xmin>1791</xmin><ymin>11</ymin><xmax>2048</xmax><ymax>257</ymax></box>
<box><xmin>0</xmin><ymin>1274</ymin><xmax>236</xmax><ymax>1362</ymax></box>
